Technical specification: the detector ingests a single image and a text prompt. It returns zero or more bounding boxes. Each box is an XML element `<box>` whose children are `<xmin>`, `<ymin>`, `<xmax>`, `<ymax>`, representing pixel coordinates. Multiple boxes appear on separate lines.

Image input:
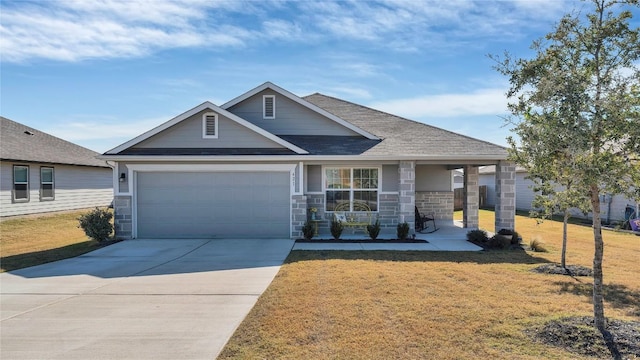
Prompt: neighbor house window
<box><xmin>325</xmin><ymin>168</ymin><xmax>379</xmax><ymax>211</ymax></box>
<box><xmin>13</xmin><ymin>165</ymin><xmax>29</xmax><ymax>203</ymax></box>
<box><xmin>40</xmin><ymin>167</ymin><xmax>55</xmax><ymax>201</ymax></box>
<box><xmin>263</xmin><ymin>95</ymin><xmax>275</xmax><ymax>119</ymax></box>
<box><xmin>202</xmin><ymin>112</ymin><xmax>218</xmax><ymax>139</ymax></box>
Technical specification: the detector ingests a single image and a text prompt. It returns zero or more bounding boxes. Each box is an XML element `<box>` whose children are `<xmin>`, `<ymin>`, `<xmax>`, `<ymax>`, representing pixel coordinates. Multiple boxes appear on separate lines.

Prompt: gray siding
<box><xmin>0</xmin><ymin>161</ymin><xmax>112</xmax><ymax>217</ymax></box>
<box><xmin>306</xmin><ymin>165</ymin><xmax>322</xmax><ymax>192</ymax></box>
<box><xmin>416</xmin><ymin>165</ymin><xmax>452</xmax><ymax>192</ymax></box>
<box><xmin>134</xmin><ymin>109</ymin><xmax>284</xmax><ymax>149</ymax></box>
<box><xmin>227</xmin><ymin>89</ymin><xmax>359</xmax><ymax>136</ymax></box>
<box><xmin>382</xmin><ymin>164</ymin><xmax>399</xmax><ymax>192</ymax></box>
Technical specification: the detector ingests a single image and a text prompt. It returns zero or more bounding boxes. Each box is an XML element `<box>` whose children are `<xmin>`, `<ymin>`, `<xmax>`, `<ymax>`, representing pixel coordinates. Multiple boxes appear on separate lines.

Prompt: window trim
<box><xmin>263</xmin><ymin>95</ymin><xmax>275</xmax><ymax>119</ymax></box>
<box><xmin>40</xmin><ymin>166</ymin><xmax>55</xmax><ymax>201</ymax></box>
<box><xmin>12</xmin><ymin>165</ymin><xmax>29</xmax><ymax>203</ymax></box>
<box><xmin>324</xmin><ymin>167</ymin><xmax>380</xmax><ymax>212</ymax></box>
<box><xmin>202</xmin><ymin>112</ymin><xmax>218</xmax><ymax>139</ymax></box>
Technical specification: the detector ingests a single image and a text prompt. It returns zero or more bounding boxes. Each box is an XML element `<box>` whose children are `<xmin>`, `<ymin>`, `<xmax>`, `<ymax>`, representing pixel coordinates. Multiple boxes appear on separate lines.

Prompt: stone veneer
<box><xmin>398</xmin><ymin>161</ymin><xmax>416</xmax><ymax>229</ymax></box>
<box><xmin>495</xmin><ymin>161</ymin><xmax>516</xmax><ymax>231</ymax></box>
<box><xmin>291</xmin><ymin>195</ymin><xmax>307</xmax><ymax>238</ymax></box>
<box><xmin>113</xmin><ymin>195</ymin><xmax>132</xmax><ymax>240</ymax></box>
<box><xmin>416</xmin><ymin>191</ymin><xmax>454</xmax><ymax>221</ymax></box>
<box><xmin>463</xmin><ymin>165</ymin><xmax>479</xmax><ymax>228</ymax></box>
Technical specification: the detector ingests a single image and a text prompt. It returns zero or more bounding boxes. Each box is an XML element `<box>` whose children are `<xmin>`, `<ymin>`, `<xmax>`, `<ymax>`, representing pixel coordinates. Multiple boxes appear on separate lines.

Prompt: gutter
<box><xmin>96</xmin><ymin>154</ymin><xmax>509</xmax><ymax>162</ymax></box>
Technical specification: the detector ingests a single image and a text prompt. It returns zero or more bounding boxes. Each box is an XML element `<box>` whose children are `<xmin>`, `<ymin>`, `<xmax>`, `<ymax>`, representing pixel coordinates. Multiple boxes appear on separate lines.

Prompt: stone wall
<box><xmin>463</xmin><ymin>165</ymin><xmax>479</xmax><ymax>228</ymax></box>
<box><xmin>416</xmin><ymin>191</ymin><xmax>454</xmax><ymax>221</ymax></box>
<box><xmin>291</xmin><ymin>195</ymin><xmax>307</xmax><ymax>238</ymax></box>
<box><xmin>495</xmin><ymin>161</ymin><xmax>516</xmax><ymax>231</ymax></box>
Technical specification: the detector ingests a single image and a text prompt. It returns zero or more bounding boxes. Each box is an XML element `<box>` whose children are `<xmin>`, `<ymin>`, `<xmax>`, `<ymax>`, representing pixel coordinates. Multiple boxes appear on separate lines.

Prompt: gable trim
<box><xmin>221</xmin><ymin>82</ymin><xmax>379</xmax><ymax>140</ymax></box>
<box><xmin>105</xmin><ymin>102</ymin><xmax>309</xmax><ymax>155</ymax></box>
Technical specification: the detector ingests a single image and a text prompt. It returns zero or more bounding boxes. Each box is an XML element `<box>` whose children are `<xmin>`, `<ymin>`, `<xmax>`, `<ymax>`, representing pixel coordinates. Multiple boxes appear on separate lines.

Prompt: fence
<box><xmin>454</xmin><ymin>185</ymin><xmax>487</xmax><ymax>211</ymax></box>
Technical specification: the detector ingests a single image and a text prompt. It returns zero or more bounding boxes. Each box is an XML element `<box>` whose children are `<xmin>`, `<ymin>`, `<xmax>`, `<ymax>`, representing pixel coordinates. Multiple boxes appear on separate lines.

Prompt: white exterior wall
<box><xmin>0</xmin><ymin>161</ymin><xmax>112</xmax><ymax>217</ymax></box>
<box><xmin>416</xmin><ymin>165</ymin><xmax>452</xmax><ymax>192</ymax></box>
<box><xmin>479</xmin><ymin>173</ymin><xmax>496</xmax><ymax>206</ymax></box>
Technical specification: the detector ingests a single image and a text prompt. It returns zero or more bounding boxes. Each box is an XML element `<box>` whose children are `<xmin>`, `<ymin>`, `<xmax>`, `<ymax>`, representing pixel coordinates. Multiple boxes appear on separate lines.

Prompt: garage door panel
<box><xmin>137</xmin><ymin>171</ymin><xmax>290</xmax><ymax>238</ymax></box>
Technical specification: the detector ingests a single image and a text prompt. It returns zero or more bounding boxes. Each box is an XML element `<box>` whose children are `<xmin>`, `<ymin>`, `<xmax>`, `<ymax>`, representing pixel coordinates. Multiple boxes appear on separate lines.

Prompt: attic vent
<box><xmin>24</xmin><ymin>131</ymin><xmax>34</xmax><ymax>135</ymax></box>
<box><xmin>202</xmin><ymin>113</ymin><xmax>218</xmax><ymax>139</ymax></box>
<box><xmin>263</xmin><ymin>95</ymin><xmax>275</xmax><ymax>119</ymax></box>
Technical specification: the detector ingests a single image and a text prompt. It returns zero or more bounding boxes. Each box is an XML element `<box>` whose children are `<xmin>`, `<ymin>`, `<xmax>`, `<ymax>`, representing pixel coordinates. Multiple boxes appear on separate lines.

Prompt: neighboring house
<box><xmin>100</xmin><ymin>82</ymin><xmax>516</xmax><ymax>240</ymax></box>
<box><xmin>0</xmin><ymin>117</ymin><xmax>113</xmax><ymax>217</ymax></box>
<box><xmin>479</xmin><ymin>165</ymin><xmax>638</xmax><ymax>224</ymax></box>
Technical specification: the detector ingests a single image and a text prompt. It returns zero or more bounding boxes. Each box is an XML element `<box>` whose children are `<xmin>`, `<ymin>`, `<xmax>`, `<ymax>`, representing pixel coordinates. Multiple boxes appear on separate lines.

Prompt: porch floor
<box><xmin>293</xmin><ymin>221</ymin><xmax>482</xmax><ymax>251</ymax></box>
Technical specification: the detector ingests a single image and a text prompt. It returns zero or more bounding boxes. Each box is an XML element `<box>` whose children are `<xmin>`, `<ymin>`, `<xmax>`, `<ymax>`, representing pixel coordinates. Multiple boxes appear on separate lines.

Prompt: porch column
<box><xmin>398</xmin><ymin>161</ymin><xmax>416</xmax><ymax>231</ymax></box>
<box><xmin>495</xmin><ymin>160</ymin><xmax>516</xmax><ymax>232</ymax></box>
<box><xmin>463</xmin><ymin>165</ymin><xmax>479</xmax><ymax>228</ymax></box>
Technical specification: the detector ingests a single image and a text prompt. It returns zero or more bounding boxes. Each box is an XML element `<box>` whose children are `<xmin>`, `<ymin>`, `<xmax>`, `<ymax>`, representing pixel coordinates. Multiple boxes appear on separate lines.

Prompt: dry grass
<box><xmin>219</xmin><ymin>210</ymin><xmax>640</xmax><ymax>359</ymax></box>
<box><xmin>0</xmin><ymin>209</ymin><xmax>108</xmax><ymax>272</ymax></box>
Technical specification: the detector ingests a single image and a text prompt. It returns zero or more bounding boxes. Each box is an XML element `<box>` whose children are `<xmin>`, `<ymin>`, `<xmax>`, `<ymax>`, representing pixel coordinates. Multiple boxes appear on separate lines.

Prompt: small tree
<box><xmin>492</xmin><ymin>0</ymin><xmax>640</xmax><ymax>350</ymax></box>
<box><xmin>78</xmin><ymin>207</ymin><xmax>113</xmax><ymax>243</ymax></box>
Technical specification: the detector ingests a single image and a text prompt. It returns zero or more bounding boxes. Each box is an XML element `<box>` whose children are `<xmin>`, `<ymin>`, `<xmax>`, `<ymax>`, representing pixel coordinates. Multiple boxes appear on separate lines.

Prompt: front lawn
<box><xmin>0</xmin><ymin>209</ymin><xmax>109</xmax><ymax>272</ymax></box>
<box><xmin>219</xmin><ymin>210</ymin><xmax>639</xmax><ymax>359</ymax></box>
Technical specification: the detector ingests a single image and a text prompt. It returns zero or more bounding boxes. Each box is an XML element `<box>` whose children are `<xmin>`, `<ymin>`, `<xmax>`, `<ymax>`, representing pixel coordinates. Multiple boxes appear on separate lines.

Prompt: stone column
<box><xmin>495</xmin><ymin>161</ymin><xmax>516</xmax><ymax>232</ymax></box>
<box><xmin>291</xmin><ymin>195</ymin><xmax>307</xmax><ymax>239</ymax></box>
<box><xmin>463</xmin><ymin>165</ymin><xmax>479</xmax><ymax>228</ymax></box>
<box><xmin>398</xmin><ymin>161</ymin><xmax>416</xmax><ymax>231</ymax></box>
<box><xmin>114</xmin><ymin>195</ymin><xmax>132</xmax><ymax>240</ymax></box>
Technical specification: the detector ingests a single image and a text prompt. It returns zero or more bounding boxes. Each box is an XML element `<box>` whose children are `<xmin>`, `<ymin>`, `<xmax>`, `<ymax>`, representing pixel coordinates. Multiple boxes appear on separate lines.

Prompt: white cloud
<box><xmin>370</xmin><ymin>88</ymin><xmax>509</xmax><ymax>118</ymax></box>
<box><xmin>44</xmin><ymin>116</ymin><xmax>164</xmax><ymax>144</ymax></box>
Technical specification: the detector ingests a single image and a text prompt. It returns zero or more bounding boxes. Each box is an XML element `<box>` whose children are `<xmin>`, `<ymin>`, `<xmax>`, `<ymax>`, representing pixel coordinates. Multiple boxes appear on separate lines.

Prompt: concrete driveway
<box><xmin>1</xmin><ymin>238</ymin><xmax>294</xmax><ymax>360</ymax></box>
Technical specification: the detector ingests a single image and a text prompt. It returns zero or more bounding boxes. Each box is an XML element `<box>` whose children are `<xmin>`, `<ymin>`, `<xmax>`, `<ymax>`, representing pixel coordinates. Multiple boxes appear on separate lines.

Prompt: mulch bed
<box><xmin>296</xmin><ymin>239</ymin><xmax>428</xmax><ymax>243</ymax></box>
<box><xmin>529</xmin><ymin>317</ymin><xmax>640</xmax><ymax>359</ymax></box>
<box><xmin>531</xmin><ymin>263</ymin><xmax>593</xmax><ymax>277</ymax></box>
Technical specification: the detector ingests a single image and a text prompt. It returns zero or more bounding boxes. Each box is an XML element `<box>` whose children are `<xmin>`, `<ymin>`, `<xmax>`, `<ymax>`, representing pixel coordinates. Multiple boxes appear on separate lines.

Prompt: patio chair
<box><xmin>415</xmin><ymin>206</ymin><xmax>438</xmax><ymax>233</ymax></box>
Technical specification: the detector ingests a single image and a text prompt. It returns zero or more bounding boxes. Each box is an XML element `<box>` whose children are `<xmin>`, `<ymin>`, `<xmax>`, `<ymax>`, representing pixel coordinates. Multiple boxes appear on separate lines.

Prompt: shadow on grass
<box><xmin>286</xmin><ymin>248</ymin><xmax>550</xmax><ymax>265</ymax></box>
<box><xmin>553</xmin><ymin>280</ymin><xmax>640</xmax><ymax>317</ymax></box>
<box><xmin>1</xmin><ymin>240</ymin><xmax>108</xmax><ymax>272</ymax></box>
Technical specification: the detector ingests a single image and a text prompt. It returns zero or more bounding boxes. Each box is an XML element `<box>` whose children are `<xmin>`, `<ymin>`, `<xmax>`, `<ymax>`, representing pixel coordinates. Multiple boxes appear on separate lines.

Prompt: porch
<box><xmin>293</xmin><ymin>221</ymin><xmax>483</xmax><ymax>251</ymax></box>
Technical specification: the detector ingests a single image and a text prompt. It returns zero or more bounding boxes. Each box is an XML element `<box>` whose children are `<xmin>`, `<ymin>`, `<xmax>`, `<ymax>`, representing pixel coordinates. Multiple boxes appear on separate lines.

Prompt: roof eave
<box><xmin>97</xmin><ymin>154</ymin><xmax>508</xmax><ymax>162</ymax></box>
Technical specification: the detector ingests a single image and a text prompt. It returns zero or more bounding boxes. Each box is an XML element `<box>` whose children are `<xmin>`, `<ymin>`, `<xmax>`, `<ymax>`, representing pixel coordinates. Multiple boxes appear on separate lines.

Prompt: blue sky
<box><xmin>2</xmin><ymin>0</ymin><xmax>633</xmax><ymax>153</ymax></box>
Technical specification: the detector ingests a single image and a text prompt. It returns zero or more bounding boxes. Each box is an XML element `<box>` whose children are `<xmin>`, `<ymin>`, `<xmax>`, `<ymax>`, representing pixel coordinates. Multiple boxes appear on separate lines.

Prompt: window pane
<box><xmin>14</xmin><ymin>166</ymin><xmax>28</xmax><ymax>182</ymax></box>
<box><xmin>42</xmin><ymin>184</ymin><xmax>54</xmax><ymax>199</ymax></box>
<box><xmin>14</xmin><ymin>184</ymin><xmax>28</xmax><ymax>200</ymax></box>
<box><xmin>354</xmin><ymin>191</ymin><xmax>378</xmax><ymax>211</ymax></box>
<box><xmin>326</xmin><ymin>190</ymin><xmax>349</xmax><ymax>211</ymax></box>
<box><xmin>41</xmin><ymin>168</ymin><xmax>53</xmax><ymax>183</ymax></box>
<box><xmin>325</xmin><ymin>169</ymin><xmax>351</xmax><ymax>189</ymax></box>
<box><xmin>354</xmin><ymin>168</ymin><xmax>378</xmax><ymax>189</ymax></box>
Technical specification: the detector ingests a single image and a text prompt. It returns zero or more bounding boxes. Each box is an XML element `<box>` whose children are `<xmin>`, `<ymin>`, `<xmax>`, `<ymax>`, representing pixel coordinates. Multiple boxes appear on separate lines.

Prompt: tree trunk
<box><xmin>590</xmin><ymin>185</ymin><xmax>606</xmax><ymax>331</ymax></box>
<box><xmin>562</xmin><ymin>209</ymin><xmax>569</xmax><ymax>269</ymax></box>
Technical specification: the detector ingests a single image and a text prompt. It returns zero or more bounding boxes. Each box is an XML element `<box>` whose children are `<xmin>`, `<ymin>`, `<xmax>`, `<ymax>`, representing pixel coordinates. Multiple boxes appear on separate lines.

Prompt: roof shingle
<box><xmin>0</xmin><ymin>117</ymin><xmax>108</xmax><ymax>167</ymax></box>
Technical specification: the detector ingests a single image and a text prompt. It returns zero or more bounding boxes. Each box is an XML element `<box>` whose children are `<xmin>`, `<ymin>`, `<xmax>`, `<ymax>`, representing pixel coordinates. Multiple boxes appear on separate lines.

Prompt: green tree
<box><xmin>492</xmin><ymin>0</ymin><xmax>640</xmax><ymax>352</ymax></box>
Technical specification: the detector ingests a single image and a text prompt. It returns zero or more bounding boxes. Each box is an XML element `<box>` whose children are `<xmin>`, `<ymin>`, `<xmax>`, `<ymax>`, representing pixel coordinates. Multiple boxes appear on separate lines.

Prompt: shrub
<box><xmin>78</xmin><ymin>207</ymin><xmax>113</xmax><ymax>243</ymax></box>
<box><xmin>330</xmin><ymin>219</ymin><xmax>344</xmax><ymax>240</ymax></box>
<box><xmin>397</xmin><ymin>222</ymin><xmax>410</xmax><ymax>240</ymax></box>
<box><xmin>302</xmin><ymin>221</ymin><xmax>315</xmax><ymax>240</ymax></box>
<box><xmin>367</xmin><ymin>220</ymin><xmax>381</xmax><ymax>240</ymax></box>
<box><xmin>466</xmin><ymin>229</ymin><xmax>489</xmax><ymax>243</ymax></box>
<box><xmin>497</xmin><ymin>228</ymin><xmax>522</xmax><ymax>244</ymax></box>
<box><xmin>488</xmin><ymin>234</ymin><xmax>511</xmax><ymax>249</ymax></box>
<box><xmin>529</xmin><ymin>237</ymin><xmax>548</xmax><ymax>252</ymax></box>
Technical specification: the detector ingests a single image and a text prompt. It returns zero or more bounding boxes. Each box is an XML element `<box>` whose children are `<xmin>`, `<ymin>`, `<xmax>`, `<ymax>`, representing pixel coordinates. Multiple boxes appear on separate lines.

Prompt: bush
<box><xmin>397</xmin><ymin>222</ymin><xmax>410</xmax><ymax>240</ymax></box>
<box><xmin>529</xmin><ymin>237</ymin><xmax>548</xmax><ymax>252</ymax></box>
<box><xmin>302</xmin><ymin>221</ymin><xmax>315</xmax><ymax>240</ymax></box>
<box><xmin>467</xmin><ymin>229</ymin><xmax>489</xmax><ymax>243</ymax></box>
<box><xmin>498</xmin><ymin>228</ymin><xmax>522</xmax><ymax>244</ymax></box>
<box><xmin>78</xmin><ymin>207</ymin><xmax>113</xmax><ymax>243</ymax></box>
<box><xmin>488</xmin><ymin>235</ymin><xmax>511</xmax><ymax>249</ymax></box>
<box><xmin>330</xmin><ymin>219</ymin><xmax>344</xmax><ymax>240</ymax></box>
<box><xmin>367</xmin><ymin>220</ymin><xmax>381</xmax><ymax>240</ymax></box>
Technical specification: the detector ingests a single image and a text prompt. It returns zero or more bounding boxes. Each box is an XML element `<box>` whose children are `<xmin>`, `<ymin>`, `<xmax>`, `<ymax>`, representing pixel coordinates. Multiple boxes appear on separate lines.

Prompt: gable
<box><xmin>132</xmin><ymin>109</ymin><xmax>285</xmax><ymax>150</ymax></box>
<box><xmin>106</xmin><ymin>102</ymin><xmax>308</xmax><ymax>155</ymax></box>
<box><xmin>225</xmin><ymin>89</ymin><xmax>361</xmax><ymax>136</ymax></box>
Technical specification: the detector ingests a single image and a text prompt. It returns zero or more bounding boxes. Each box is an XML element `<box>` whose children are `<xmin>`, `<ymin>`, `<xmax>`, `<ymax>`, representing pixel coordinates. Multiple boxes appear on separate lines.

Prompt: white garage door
<box><xmin>136</xmin><ymin>172</ymin><xmax>290</xmax><ymax>238</ymax></box>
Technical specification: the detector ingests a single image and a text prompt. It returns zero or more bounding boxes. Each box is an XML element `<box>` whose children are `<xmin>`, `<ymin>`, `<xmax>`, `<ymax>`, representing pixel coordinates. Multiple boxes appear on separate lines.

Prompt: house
<box><xmin>100</xmin><ymin>82</ymin><xmax>516</xmax><ymax>240</ymax></box>
<box><xmin>479</xmin><ymin>165</ymin><xmax>638</xmax><ymax>224</ymax></box>
<box><xmin>0</xmin><ymin>117</ymin><xmax>113</xmax><ymax>217</ymax></box>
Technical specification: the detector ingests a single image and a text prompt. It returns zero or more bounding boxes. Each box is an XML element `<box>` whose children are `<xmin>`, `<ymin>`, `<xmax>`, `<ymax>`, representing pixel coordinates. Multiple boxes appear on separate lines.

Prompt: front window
<box><xmin>13</xmin><ymin>165</ymin><xmax>29</xmax><ymax>202</ymax></box>
<box><xmin>325</xmin><ymin>168</ymin><xmax>378</xmax><ymax>211</ymax></box>
<box><xmin>40</xmin><ymin>167</ymin><xmax>55</xmax><ymax>201</ymax></box>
